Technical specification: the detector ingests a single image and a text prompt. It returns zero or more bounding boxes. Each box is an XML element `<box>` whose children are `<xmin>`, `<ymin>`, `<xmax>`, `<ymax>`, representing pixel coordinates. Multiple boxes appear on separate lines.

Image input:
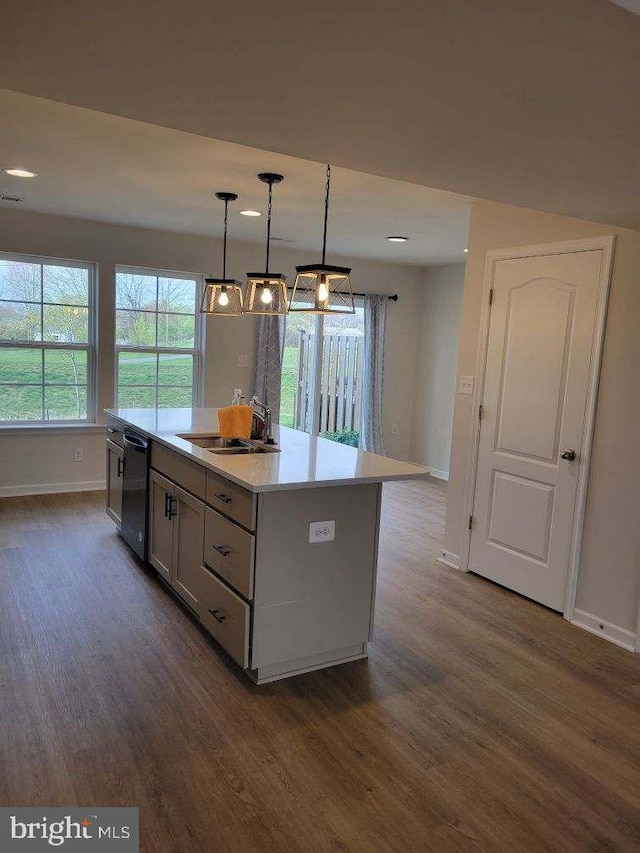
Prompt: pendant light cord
<box><xmin>222</xmin><ymin>197</ymin><xmax>228</xmax><ymax>280</ymax></box>
<box><xmin>321</xmin><ymin>164</ymin><xmax>331</xmax><ymax>265</ymax></box>
<box><xmin>265</xmin><ymin>180</ymin><xmax>273</xmax><ymax>274</ymax></box>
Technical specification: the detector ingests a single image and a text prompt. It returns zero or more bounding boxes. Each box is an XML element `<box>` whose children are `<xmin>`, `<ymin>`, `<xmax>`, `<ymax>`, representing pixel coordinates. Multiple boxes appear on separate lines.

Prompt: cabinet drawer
<box><xmin>199</xmin><ymin>567</ymin><xmax>250</xmax><ymax>669</ymax></box>
<box><xmin>206</xmin><ymin>471</ymin><xmax>256</xmax><ymax>531</ymax></box>
<box><xmin>105</xmin><ymin>417</ymin><xmax>124</xmax><ymax>448</ymax></box>
<box><xmin>204</xmin><ymin>508</ymin><xmax>255</xmax><ymax>600</ymax></box>
<box><xmin>151</xmin><ymin>442</ymin><xmax>206</xmax><ymax>500</ymax></box>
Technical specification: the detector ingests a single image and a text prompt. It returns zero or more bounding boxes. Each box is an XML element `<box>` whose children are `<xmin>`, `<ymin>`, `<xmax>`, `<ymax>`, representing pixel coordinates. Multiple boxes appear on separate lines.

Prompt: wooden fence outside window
<box><xmin>293</xmin><ymin>329</ymin><xmax>364</xmax><ymax>435</ymax></box>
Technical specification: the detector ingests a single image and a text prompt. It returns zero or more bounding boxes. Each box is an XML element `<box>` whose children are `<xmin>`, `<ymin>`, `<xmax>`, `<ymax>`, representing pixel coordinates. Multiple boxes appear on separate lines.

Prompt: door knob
<box><xmin>560</xmin><ymin>449</ymin><xmax>577</xmax><ymax>461</ymax></box>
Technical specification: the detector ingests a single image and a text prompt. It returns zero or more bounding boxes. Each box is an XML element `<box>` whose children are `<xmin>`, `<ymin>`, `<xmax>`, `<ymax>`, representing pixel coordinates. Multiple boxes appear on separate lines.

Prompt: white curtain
<box><xmin>361</xmin><ymin>294</ymin><xmax>388</xmax><ymax>454</ymax></box>
<box><xmin>252</xmin><ymin>315</ymin><xmax>285</xmax><ymax>421</ymax></box>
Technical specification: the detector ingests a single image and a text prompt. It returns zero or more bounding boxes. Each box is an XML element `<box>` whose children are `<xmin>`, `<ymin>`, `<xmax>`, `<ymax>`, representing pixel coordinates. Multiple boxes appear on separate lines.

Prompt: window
<box><xmin>0</xmin><ymin>253</ymin><xmax>95</xmax><ymax>423</ymax></box>
<box><xmin>280</xmin><ymin>299</ymin><xmax>365</xmax><ymax>446</ymax></box>
<box><xmin>115</xmin><ymin>267</ymin><xmax>201</xmax><ymax>409</ymax></box>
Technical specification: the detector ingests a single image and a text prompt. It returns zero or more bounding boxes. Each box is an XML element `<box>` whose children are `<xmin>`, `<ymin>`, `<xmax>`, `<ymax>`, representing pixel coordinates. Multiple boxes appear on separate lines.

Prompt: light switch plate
<box><xmin>458</xmin><ymin>375</ymin><xmax>475</xmax><ymax>395</ymax></box>
<box><xmin>237</xmin><ymin>354</ymin><xmax>250</xmax><ymax>368</ymax></box>
<box><xmin>309</xmin><ymin>520</ymin><xmax>335</xmax><ymax>543</ymax></box>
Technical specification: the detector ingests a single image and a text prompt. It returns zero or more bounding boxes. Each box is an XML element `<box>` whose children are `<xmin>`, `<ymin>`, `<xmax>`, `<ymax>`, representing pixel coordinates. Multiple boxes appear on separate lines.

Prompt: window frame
<box><xmin>114</xmin><ymin>265</ymin><xmax>204</xmax><ymax>410</ymax></box>
<box><xmin>0</xmin><ymin>251</ymin><xmax>97</xmax><ymax>427</ymax></box>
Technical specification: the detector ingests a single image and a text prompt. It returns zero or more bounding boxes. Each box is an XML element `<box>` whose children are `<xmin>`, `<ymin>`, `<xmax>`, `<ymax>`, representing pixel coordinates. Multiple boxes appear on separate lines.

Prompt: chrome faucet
<box><xmin>250</xmin><ymin>397</ymin><xmax>275</xmax><ymax>444</ymax></box>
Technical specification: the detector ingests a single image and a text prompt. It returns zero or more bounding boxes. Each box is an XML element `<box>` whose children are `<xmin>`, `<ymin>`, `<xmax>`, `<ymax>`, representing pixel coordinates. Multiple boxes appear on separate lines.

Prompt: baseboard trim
<box><xmin>437</xmin><ymin>550</ymin><xmax>465</xmax><ymax>571</ymax></box>
<box><xmin>0</xmin><ymin>480</ymin><xmax>106</xmax><ymax>498</ymax></box>
<box><xmin>571</xmin><ymin>609</ymin><xmax>636</xmax><ymax>653</ymax></box>
<box><xmin>428</xmin><ymin>467</ymin><xmax>449</xmax><ymax>482</ymax></box>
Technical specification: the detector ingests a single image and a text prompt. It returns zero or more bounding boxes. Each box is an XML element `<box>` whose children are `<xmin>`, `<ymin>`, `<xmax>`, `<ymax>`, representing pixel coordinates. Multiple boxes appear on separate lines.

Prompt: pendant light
<box><xmin>289</xmin><ymin>165</ymin><xmax>354</xmax><ymax>315</ymax></box>
<box><xmin>244</xmin><ymin>173</ymin><xmax>288</xmax><ymax>315</ymax></box>
<box><xmin>200</xmin><ymin>192</ymin><xmax>244</xmax><ymax>316</ymax></box>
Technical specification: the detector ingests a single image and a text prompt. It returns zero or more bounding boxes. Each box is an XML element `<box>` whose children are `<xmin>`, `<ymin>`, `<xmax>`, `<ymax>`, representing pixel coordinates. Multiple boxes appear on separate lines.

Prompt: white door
<box><xmin>469</xmin><ymin>242</ymin><xmax>612</xmax><ymax>611</ymax></box>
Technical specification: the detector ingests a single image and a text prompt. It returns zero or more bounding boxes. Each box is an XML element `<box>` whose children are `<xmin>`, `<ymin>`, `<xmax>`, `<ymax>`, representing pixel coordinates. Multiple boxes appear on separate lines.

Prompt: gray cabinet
<box><xmin>105</xmin><ymin>439</ymin><xmax>124</xmax><ymax>527</ymax></box>
<box><xmin>148</xmin><ymin>469</ymin><xmax>174</xmax><ymax>581</ymax></box>
<box><xmin>199</xmin><ymin>567</ymin><xmax>250</xmax><ymax>668</ymax></box>
<box><xmin>150</xmin><ymin>442</ymin><xmax>206</xmax><ymax>499</ymax></box>
<box><xmin>148</xmin><ymin>469</ymin><xmax>204</xmax><ymax>608</ymax></box>
<box><xmin>251</xmin><ymin>484</ymin><xmax>380</xmax><ymax>673</ymax></box>
<box><xmin>172</xmin><ymin>484</ymin><xmax>206</xmax><ymax>609</ymax></box>
<box><xmin>105</xmin><ymin>418</ymin><xmax>125</xmax><ymax>448</ymax></box>
<box><xmin>204</xmin><ymin>507</ymin><xmax>255</xmax><ymax>600</ymax></box>
<box><xmin>206</xmin><ymin>470</ymin><xmax>256</xmax><ymax>530</ymax></box>
<box><xmin>146</xmin><ymin>441</ymin><xmax>381</xmax><ymax>683</ymax></box>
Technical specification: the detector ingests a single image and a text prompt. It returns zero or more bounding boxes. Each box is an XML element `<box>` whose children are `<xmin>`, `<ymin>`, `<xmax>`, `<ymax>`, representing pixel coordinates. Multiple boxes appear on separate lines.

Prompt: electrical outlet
<box><xmin>73</xmin><ymin>447</ymin><xmax>84</xmax><ymax>462</ymax></box>
<box><xmin>309</xmin><ymin>520</ymin><xmax>335</xmax><ymax>543</ymax></box>
<box><xmin>237</xmin><ymin>354</ymin><xmax>250</xmax><ymax>368</ymax></box>
<box><xmin>458</xmin><ymin>375</ymin><xmax>475</xmax><ymax>395</ymax></box>
<box><xmin>391</xmin><ymin>423</ymin><xmax>399</xmax><ymax>435</ymax></box>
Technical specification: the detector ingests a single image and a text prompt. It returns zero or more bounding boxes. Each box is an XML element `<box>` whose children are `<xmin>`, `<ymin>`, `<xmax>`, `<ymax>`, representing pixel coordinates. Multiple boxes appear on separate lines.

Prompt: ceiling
<box><xmin>609</xmin><ymin>0</ymin><xmax>640</xmax><ymax>14</ymax></box>
<box><xmin>0</xmin><ymin>89</ymin><xmax>472</xmax><ymax>266</ymax></box>
<box><xmin>0</xmin><ymin>0</ymin><xmax>639</xmax><ymax>231</ymax></box>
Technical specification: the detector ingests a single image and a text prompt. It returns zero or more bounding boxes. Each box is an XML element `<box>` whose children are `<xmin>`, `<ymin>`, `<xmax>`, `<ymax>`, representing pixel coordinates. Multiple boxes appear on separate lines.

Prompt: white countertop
<box><xmin>105</xmin><ymin>408</ymin><xmax>429</xmax><ymax>493</ymax></box>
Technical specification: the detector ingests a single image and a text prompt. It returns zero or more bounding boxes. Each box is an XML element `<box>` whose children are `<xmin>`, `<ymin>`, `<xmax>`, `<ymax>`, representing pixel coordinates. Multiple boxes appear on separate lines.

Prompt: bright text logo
<box><xmin>0</xmin><ymin>808</ymin><xmax>138</xmax><ymax>851</ymax></box>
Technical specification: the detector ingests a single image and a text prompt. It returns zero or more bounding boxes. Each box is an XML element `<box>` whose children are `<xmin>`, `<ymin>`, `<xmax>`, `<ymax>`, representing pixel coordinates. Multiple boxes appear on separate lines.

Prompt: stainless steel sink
<box><xmin>176</xmin><ymin>433</ymin><xmax>280</xmax><ymax>454</ymax></box>
<box><xmin>178</xmin><ymin>435</ymin><xmax>244</xmax><ymax>449</ymax></box>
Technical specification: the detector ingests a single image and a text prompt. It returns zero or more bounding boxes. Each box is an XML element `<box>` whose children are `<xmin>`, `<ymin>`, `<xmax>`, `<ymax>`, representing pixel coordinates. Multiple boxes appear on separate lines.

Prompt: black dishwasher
<box><xmin>121</xmin><ymin>431</ymin><xmax>149</xmax><ymax>560</ymax></box>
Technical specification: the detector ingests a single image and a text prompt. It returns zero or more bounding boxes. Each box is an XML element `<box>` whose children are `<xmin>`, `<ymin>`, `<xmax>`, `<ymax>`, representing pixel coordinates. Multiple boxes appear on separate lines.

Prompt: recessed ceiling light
<box><xmin>463</xmin><ymin>248</ymin><xmax>469</xmax><ymax>253</ymax></box>
<box><xmin>387</xmin><ymin>236</ymin><xmax>408</xmax><ymax>242</ymax></box>
<box><xmin>3</xmin><ymin>168</ymin><xmax>38</xmax><ymax>178</ymax></box>
<box><xmin>240</xmin><ymin>209</ymin><xmax>261</xmax><ymax>217</ymax></box>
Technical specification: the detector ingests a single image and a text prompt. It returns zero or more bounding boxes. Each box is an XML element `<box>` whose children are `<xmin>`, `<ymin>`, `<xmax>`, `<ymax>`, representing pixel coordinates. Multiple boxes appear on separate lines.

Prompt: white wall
<box><xmin>0</xmin><ymin>207</ymin><xmax>424</xmax><ymax>494</ymax></box>
<box><xmin>444</xmin><ymin>199</ymin><xmax>640</xmax><ymax>642</ymax></box>
<box><xmin>410</xmin><ymin>263</ymin><xmax>464</xmax><ymax>478</ymax></box>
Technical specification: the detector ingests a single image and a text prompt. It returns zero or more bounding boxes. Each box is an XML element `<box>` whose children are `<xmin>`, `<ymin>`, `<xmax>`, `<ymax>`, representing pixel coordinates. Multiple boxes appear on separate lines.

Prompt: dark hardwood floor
<box><xmin>1</xmin><ymin>480</ymin><xmax>639</xmax><ymax>852</ymax></box>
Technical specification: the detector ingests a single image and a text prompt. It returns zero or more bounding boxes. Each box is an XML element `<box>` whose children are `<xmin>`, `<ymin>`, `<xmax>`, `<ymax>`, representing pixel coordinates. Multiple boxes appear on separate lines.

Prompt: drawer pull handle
<box><xmin>208</xmin><ymin>609</ymin><xmax>226</xmax><ymax>623</ymax></box>
<box><xmin>212</xmin><ymin>544</ymin><xmax>231</xmax><ymax>557</ymax></box>
<box><xmin>107</xmin><ymin>427</ymin><xmax>117</xmax><ymax>434</ymax></box>
<box><xmin>164</xmin><ymin>493</ymin><xmax>176</xmax><ymax>519</ymax></box>
<box><xmin>117</xmin><ymin>457</ymin><xmax>125</xmax><ymax>478</ymax></box>
<box><xmin>168</xmin><ymin>495</ymin><xmax>177</xmax><ymax>519</ymax></box>
<box><xmin>213</xmin><ymin>492</ymin><xmax>232</xmax><ymax>504</ymax></box>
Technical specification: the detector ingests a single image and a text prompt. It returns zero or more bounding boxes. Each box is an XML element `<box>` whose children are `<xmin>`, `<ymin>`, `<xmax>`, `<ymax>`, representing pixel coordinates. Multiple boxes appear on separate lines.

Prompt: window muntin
<box><xmin>0</xmin><ymin>255</ymin><xmax>95</xmax><ymax>423</ymax></box>
<box><xmin>115</xmin><ymin>268</ymin><xmax>201</xmax><ymax>409</ymax></box>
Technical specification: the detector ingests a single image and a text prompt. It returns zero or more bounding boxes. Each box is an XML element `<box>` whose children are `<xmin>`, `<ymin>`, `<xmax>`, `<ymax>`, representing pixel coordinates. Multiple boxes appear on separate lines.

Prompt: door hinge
<box><xmin>468</xmin><ymin>514</ymin><xmax>473</xmax><ymax>531</ymax></box>
<box><xmin>478</xmin><ymin>404</ymin><xmax>484</xmax><ymax>421</ymax></box>
<box><xmin>489</xmin><ymin>288</ymin><xmax>494</xmax><ymax>306</ymax></box>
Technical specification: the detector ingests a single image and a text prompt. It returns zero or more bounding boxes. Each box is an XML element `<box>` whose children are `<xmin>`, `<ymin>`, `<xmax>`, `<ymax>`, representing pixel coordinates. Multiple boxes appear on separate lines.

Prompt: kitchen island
<box><xmin>105</xmin><ymin>408</ymin><xmax>429</xmax><ymax>683</ymax></box>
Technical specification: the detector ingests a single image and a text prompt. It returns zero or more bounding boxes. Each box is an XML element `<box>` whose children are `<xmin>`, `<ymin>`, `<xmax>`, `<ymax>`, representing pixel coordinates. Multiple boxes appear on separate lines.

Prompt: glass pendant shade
<box><xmin>244</xmin><ymin>172</ymin><xmax>288</xmax><ymax>315</ymax></box>
<box><xmin>289</xmin><ymin>165</ymin><xmax>354</xmax><ymax>315</ymax></box>
<box><xmin>199</xmin><ymin>191</ymin><xmax>243</xmax><ymax>317</ymax></box>
<box><xmin>289</xmin><ymin>263</ymin><xmax>354</xmax><ymax>314</ymax></box>
<box><xmin>200</xmin><ymin>278</ymin><xmax>244</xmax><ymax>316</ymax></box>
<box><xmin>244</xmin><ymin>273</ymin><xmax>288</xmax><ymax>315</ymax></box>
